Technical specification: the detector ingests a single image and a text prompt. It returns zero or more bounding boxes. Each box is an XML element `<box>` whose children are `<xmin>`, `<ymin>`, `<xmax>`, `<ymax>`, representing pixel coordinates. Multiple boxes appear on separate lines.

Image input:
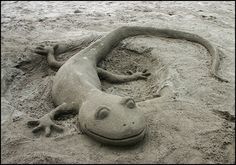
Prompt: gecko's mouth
<box><xmin>84</xmin><ymin>125</ymin><xmax>146</xmax><ymax>145</ymax></box>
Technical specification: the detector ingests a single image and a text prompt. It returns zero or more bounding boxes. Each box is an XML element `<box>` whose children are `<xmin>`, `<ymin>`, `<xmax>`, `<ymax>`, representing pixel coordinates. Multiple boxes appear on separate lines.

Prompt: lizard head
<box><xmin>78</xmin><ymin>93</ymin><xmax>146</xmax><ymax>146</ymax></box>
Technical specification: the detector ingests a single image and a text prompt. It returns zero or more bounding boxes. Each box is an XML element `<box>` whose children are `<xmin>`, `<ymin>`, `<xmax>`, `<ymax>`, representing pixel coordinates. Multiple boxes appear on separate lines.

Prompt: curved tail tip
<box><xmin>213</xmin><ymin>74</ymin><xmax>229</xmax><ymax>83</ymax></box>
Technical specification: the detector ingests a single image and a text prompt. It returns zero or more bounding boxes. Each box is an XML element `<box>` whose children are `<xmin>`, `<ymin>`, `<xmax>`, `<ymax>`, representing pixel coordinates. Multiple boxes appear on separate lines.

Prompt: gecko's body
<box><xmin>29</xmin><ymin>26</ymin><xmax>228</xmax><ymax>146</ymax></box>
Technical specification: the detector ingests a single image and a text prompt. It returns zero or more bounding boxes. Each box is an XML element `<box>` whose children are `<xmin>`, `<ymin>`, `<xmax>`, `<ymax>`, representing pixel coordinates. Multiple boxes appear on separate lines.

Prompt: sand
<box><xmin>1</xmin><ymin>1</ymin><xmax>235</xmax><ymax>164</ymax></box>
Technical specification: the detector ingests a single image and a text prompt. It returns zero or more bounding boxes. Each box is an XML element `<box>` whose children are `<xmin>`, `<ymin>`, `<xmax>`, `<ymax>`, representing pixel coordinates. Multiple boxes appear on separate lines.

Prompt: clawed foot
<box><xmin>27</xmin><ymin>114</ymin><xmax>63</xmax><ymax>137</ymax></box>
<box><xmin>127</xmin><ymin>69</ymin><xmax>151</xmax><ymax>80</ymax></box>
<box><xmin>35</xmin><ymin>44</ymin><xmax>58</xmax><ymax>56</ymax></box>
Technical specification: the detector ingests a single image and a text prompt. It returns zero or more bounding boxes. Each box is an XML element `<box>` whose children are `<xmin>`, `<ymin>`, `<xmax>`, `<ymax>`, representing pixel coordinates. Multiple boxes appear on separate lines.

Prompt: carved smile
<box><xmin>84</xmin><ymin>125</ymin><xmax>146</xmax><ymax>144</ymax></box>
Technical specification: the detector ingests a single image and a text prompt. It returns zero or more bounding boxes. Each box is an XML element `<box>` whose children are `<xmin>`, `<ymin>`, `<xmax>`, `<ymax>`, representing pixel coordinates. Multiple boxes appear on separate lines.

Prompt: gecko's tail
<box><xmin>120</xmin><ymin>26</ymin><xmax>229</xmax><ymax>83</ymax></box>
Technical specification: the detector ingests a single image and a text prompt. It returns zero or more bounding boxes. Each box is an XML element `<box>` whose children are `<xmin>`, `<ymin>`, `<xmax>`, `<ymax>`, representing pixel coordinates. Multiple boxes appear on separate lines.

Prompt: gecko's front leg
<box><xmin>35</xmin><ymin>44</ymin><xmax>65</xmax><ymax>69</ymax></box>
<box><xmin>97</xmin><ymin>67</ymin><xmax>151</xmax><ymax>83</ymax></box>
<box><xmin>27</xmin><ymin>102</ymin><xmax>79</xmax><ymax>137</ymax></box>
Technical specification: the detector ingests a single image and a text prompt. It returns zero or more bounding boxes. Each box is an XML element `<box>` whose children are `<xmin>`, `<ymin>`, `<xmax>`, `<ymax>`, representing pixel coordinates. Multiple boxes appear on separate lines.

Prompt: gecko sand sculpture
<box><xmin>27</xmin><ymin>26</ymin><xmax>228</xmax><ymax>146</ymax></box>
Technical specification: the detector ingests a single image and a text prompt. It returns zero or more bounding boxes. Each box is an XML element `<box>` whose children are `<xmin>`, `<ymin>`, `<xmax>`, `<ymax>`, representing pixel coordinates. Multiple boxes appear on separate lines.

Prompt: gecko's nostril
<box><xmin>123</xmin><ymin>124</ymin><xmax>126</xmax><ymax>126</ymax></box>
<box><xmin>132</xmin><ymin>122</ymin><xmax>135</xmax><ymax>124</ymax></box>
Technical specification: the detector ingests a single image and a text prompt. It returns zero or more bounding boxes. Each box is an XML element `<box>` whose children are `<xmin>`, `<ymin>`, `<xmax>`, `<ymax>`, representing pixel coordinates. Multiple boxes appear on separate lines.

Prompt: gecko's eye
<box><xmin>121</xmin><ymin>98</ymin><xmax>136</xmax><ymax>109</ymax></box>
<box><xmin>95</xmin><ymin>107</ymin><xmax>110</xmax><ymax>120</ymax></box>
<box><xmin>126</xmin><ymin>99</ymin><xmax>136</xmax><ymax>109</ymax></box>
